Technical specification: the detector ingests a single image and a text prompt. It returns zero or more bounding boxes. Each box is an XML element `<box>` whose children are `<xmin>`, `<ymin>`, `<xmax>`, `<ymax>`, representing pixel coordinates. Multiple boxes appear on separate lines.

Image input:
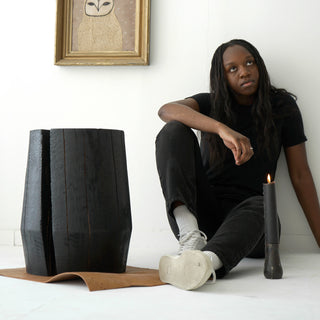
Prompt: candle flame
<box><xmin>267</xmin><ymin>174</ymin><xmax>271</xmax><ymax>184</ymax></box>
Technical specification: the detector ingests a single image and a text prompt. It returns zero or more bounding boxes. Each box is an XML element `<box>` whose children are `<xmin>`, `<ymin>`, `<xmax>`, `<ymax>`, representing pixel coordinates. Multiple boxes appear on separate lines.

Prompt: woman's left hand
<box><xmin>218</xmin><ymin>124</ymin><xmax>254</xmax><ymax>165</ymax></box>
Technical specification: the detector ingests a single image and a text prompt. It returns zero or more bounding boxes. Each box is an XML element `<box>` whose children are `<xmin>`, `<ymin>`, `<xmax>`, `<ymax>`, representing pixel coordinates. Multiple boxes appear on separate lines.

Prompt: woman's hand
<box><xmin>218</xmin><ymin>124</ymin><xmax>254</xmax><ymax>165</ymax></box>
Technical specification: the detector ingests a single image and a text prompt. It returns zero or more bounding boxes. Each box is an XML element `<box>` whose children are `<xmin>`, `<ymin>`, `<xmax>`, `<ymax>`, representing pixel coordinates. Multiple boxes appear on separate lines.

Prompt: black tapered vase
<box><xmin>21</xmin><ymin>129</ymin><xmax>132</xmax><ymax>276</ymax></box>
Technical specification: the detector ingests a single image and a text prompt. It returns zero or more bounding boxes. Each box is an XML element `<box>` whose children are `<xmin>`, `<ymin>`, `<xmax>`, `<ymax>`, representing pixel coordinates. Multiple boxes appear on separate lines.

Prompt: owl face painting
<box><xmin>85</xmin><ymin>0</ymin><xmax>114</xmax><ymax>17</ymax></box>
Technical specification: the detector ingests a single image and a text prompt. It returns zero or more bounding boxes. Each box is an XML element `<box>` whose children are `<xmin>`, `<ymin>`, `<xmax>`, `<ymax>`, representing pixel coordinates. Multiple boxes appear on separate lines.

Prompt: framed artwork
<box><xmin>55</xmin><ymin>0</ymin><xmax>150</xmax><ymax>65</ymax></box>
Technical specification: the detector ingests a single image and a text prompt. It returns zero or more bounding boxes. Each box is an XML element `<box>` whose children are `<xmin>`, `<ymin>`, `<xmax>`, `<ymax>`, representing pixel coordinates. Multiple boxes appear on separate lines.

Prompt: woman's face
<box><xmin>223</xmin><ymin>45</ymin><xmax>259</xmax><ymax>105</ymax></box>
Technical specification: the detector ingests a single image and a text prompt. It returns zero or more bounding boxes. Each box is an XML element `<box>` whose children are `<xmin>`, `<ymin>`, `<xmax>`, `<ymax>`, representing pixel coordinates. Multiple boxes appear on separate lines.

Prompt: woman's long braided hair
<box><xmin>203</xmin><ymin>39</ymin><xmax>290</xmax><ymax>166</ymax></box>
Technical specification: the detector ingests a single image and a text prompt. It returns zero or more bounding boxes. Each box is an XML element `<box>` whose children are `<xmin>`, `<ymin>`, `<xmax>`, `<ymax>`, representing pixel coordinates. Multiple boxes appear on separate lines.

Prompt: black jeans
<box><xmin>155</xmin><ymin>121</ymin><xmax>265</xmax><ymax>278</ymax></box>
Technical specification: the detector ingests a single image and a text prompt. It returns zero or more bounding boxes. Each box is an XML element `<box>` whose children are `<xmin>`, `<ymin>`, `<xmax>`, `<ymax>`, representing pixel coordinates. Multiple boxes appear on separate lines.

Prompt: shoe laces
<box><xmin>205</xmin><ymin>258</ymin><xmax>216</xmax><ymax>284</ymax></box>
<box><xmin>178</xmin><ymin>230</ymin><xmax>207</xmax><ymax>255</ymax></box>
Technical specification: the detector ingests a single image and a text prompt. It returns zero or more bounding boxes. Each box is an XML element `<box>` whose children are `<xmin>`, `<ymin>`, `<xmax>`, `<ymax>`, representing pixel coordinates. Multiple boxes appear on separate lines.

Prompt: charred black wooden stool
<box><xmin>21</xmin><ymin>129</ymin><xmax>132</xmax><ymax>276</ymax></box>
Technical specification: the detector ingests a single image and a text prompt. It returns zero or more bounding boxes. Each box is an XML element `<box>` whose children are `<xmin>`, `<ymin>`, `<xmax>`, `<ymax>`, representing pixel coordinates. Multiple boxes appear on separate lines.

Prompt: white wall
<box><xmin>1</xmin><ymin>0</ymin><xmax>319</xmax><ymax>254</ymax></box>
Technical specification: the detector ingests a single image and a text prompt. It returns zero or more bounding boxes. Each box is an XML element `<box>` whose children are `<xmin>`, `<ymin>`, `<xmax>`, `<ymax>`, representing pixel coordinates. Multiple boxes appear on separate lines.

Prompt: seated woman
<box><xmin>155</xmin><ymin>39</ymin><xmax>320</xmax><ymax>290</ymax></box>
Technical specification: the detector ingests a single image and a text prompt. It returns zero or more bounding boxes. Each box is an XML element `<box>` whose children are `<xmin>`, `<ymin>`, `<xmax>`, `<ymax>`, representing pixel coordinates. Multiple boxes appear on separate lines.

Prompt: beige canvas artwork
<box><xmin>72</xmin><ymin>0</ymin><xmax>136</xmax><ymax>52</ymax></box>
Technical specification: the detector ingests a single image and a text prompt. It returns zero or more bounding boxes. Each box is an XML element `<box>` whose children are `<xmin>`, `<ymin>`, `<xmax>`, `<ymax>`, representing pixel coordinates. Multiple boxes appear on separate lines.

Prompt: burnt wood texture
<box><xmin>21</xmin><ymin>129</ymin><xmax>132</xmax><ymax>276</ymax></box>
<box><xmin>21</xmin><ymin>130</ymin><xmax>55</xmax><ymax>276</ymax></box>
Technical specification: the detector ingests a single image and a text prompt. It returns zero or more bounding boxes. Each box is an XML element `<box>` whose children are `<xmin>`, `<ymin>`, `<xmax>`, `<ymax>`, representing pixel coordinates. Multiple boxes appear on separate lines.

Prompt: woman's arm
<box><xmin>158</xmin><ymin>98</ymin><xmax>254</xmax><ymax>165</ymax></box>
<box><xmin>284</xmin><ymin>143</ymin><xmax>320</xmax><ymax>247</ymax></box>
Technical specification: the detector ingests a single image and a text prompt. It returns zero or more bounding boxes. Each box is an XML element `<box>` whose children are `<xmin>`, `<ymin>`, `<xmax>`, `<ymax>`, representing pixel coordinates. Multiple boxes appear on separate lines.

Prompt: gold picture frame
<box><xmin>55</xmin><ymin>0</ymin><xmax>150</xmax><ymax>66</ymax></box>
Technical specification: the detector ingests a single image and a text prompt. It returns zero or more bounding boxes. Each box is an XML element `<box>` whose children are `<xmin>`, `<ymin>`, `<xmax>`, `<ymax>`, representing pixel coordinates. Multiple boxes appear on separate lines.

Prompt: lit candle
<box><xmin>263</xmin><ymin>174</ymin><xmax>279</xmax><ymax>244</ymax></box>
<box><xmin>263</xmin><ymin>174</ymin><xmax>283</xmax><ymax>279</ymax></box>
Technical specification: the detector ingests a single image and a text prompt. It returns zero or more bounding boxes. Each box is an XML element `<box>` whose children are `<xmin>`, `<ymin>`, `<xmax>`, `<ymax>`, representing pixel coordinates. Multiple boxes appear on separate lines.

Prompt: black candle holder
<box><xmin>263</xmin><ymin>179</ymin><xmax>283</xmax><ymax>279</ymax></box>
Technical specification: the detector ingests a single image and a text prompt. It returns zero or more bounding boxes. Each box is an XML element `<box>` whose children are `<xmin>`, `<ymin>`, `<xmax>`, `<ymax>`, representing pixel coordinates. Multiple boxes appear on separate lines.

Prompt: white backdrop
<box><xmin>0</xmin><ymin>0</ymin><xmax>319</xmax><ymax>254</ymax></box>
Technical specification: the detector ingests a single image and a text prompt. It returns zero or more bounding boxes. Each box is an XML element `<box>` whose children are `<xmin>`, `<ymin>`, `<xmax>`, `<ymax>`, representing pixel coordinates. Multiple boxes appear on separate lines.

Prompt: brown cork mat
<box><xmin>0</xmin><ymin>266</ymin><xmax>165</xmax><ymax>291</ymax></box>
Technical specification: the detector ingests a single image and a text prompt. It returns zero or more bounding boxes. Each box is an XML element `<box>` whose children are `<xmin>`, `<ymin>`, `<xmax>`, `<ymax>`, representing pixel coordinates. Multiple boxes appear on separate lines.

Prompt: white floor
<box><xmin>0</xmin><ymin>246</ymin><xmax>320</xmax><ymax>320</ymax></box>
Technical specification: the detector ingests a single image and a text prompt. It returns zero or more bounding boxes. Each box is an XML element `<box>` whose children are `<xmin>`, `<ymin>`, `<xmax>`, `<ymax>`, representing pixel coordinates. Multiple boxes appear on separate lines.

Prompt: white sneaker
<box><xmin>159</xmin><ymin>250</ymin><xmax>215</xmax><ymax>290</ymax></box>
<box><xmin>178</xmin><ymin>230</ymin><xmax>207</xmax><ymax>255</ymax></box>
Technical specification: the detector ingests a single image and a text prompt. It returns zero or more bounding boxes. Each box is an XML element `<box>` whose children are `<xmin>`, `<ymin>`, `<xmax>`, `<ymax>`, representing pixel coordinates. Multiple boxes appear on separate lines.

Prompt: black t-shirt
<box><xmin>190</xmin><ymin>92</ymin><xmax>307</xmax><ymax>201</ymax></box>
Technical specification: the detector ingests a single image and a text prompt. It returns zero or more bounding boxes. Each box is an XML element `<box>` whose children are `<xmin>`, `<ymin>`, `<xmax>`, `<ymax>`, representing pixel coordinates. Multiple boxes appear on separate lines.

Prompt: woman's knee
<box><xmin>156</xmin><ymin>121</ymin><xmax>197</xmax><ymax>148</ymax></box>
<box><xmin>156</xmin><ymin>120</ymin><xmax>190</xmax><ymax>138</ymax></box>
